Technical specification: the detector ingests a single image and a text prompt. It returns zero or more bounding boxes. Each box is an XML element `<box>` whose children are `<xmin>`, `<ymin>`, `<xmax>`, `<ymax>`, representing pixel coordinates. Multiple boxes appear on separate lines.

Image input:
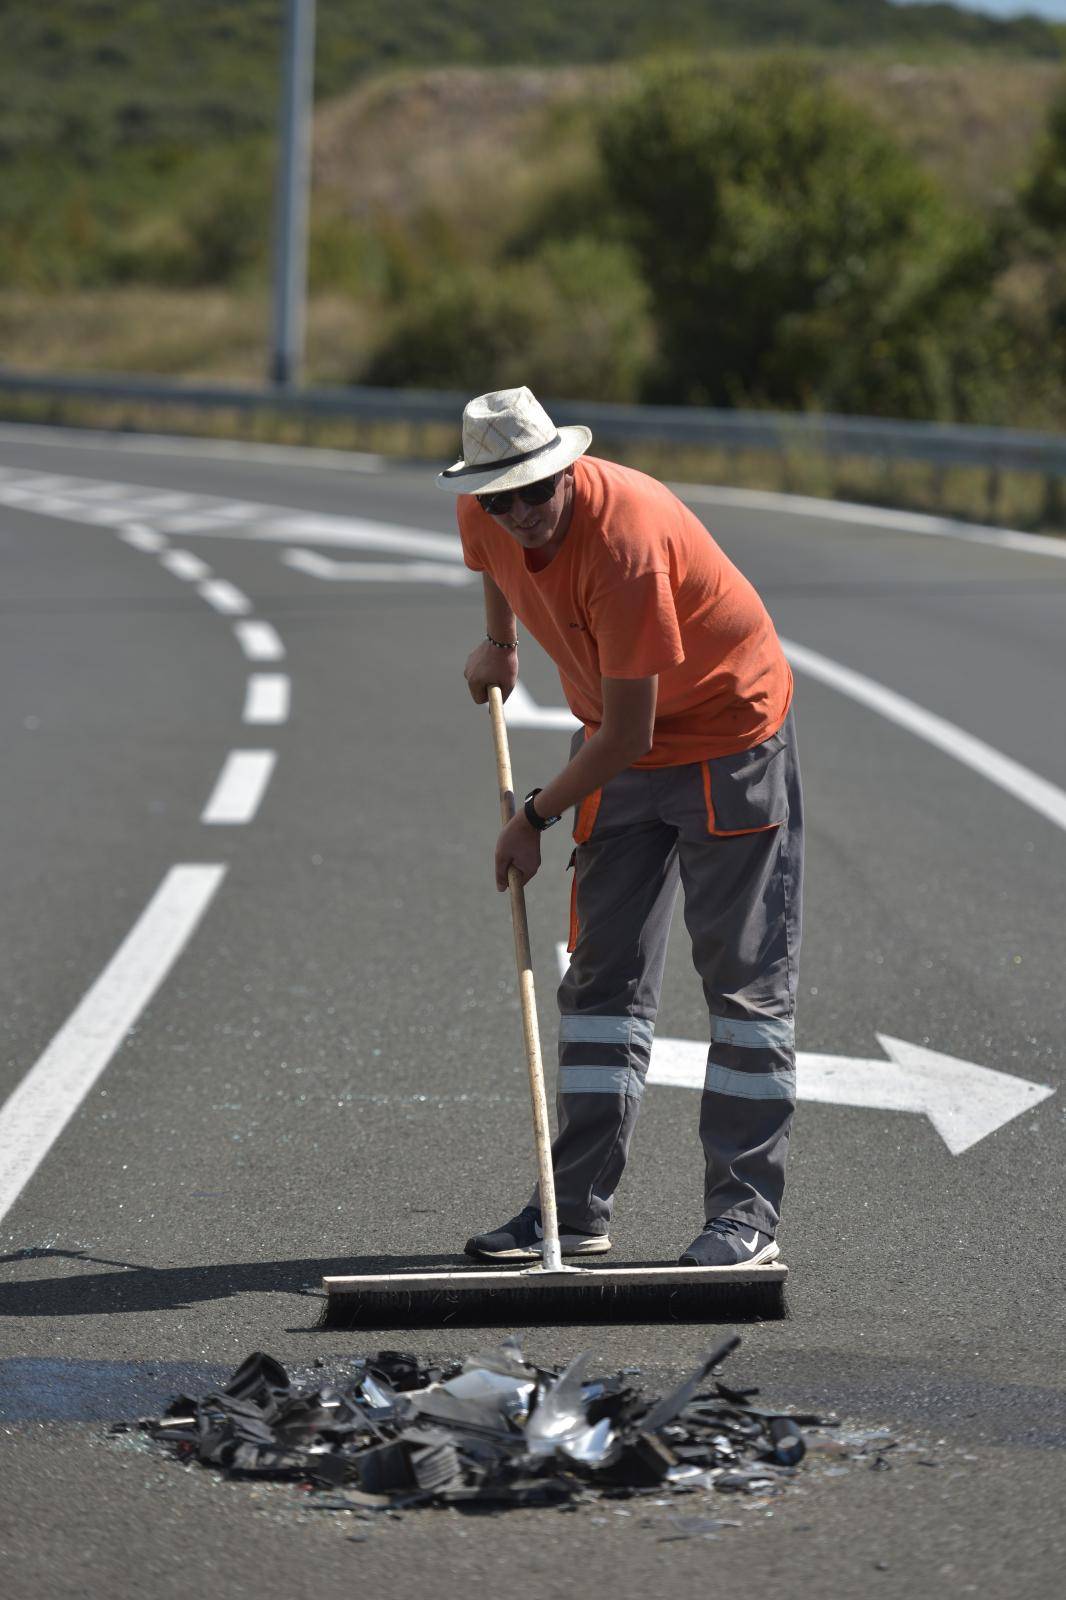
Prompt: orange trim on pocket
<box><xmin>573</xmin><ymin>788</ymin><xmax>603</xmax><ymax>844</ymax></box>
<box><xmin>567</xmin><ymin>868</ymin><xmax>580</xmax><ymax>953</ymax></box>
<box><xmin>701</xmin><ymin>761</ymin><xmax>781</xmax><ymax>838</ymax></box>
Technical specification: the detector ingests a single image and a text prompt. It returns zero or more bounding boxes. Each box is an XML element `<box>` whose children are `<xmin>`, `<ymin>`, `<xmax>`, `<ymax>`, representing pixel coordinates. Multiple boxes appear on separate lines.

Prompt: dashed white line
<box><xmin>201</xmin><ymin>750</ymin><xmax>277</xmax><ymax>824</ymax></box>
<box><xmin>234</xmin><ymin>620</ymin><xmax>285</xmax><ymax>661</ymax></box>
<box><xmin>198</xmin><ymin>578</ymin><xmax>252</xmax><ymax>615</ymax></box>
<box><xmin>242</xmin><ymin>674</ymin><xmax>290</xmax><ymax>725</ymax></box>
<box><xmin>117</xmin><ymin>523</ymin><xmax>168</xmax><ymax>553</ymax></box>
<box><xmin>0</xmin><ymin>864</ymin><xmax>227</xmax><ymax>1225</ymax></box>
<box><xmin>161</xmin><ymin>549</ymin><xmax>212</xmax><ymax>581</ymax></box>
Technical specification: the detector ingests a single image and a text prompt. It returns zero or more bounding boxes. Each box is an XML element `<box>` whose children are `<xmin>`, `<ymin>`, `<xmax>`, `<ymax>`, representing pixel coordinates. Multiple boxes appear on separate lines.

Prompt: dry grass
<box><xmin>313</xmin><ymin>66</ymin><xmax>598</xmax><ymax>221</ymax></box>
<box><xmin>832</xmin><ymin>57</ymin><xmax>1063</xmax><ymax>206</ymax></box>
<box><xmin>0</xmin><ymin>288</ymin><xmax>377</xmax><ymax>384</ymax></box>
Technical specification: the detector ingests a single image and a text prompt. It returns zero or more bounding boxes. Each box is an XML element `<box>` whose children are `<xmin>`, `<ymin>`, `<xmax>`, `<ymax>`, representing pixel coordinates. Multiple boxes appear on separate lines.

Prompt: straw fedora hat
<box><xmin>436</xmin><ymin>386</ymin><xmax>592</xmax><ymax>495</ymax></box>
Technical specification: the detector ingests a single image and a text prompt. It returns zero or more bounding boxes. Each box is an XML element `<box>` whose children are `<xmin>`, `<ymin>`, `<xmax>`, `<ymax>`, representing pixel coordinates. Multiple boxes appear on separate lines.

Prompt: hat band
<box><xmin>440</xmin><ymin>432</ymin><xmax>563</xmax><ymax>480</ymax></box>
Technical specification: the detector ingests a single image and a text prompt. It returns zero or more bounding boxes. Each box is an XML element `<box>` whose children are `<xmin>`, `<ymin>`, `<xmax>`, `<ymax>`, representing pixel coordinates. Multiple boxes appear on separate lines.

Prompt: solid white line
<box><xmin>679</xmin><ymin>482</ymin><xmax>1066</xmax><ymax>561</ymax></box>
<box><xmin>203</xmin><ymin>501</ymin><xmax>259</xmax><ymax>519</ymax></box>
<box><xmin>234</xmin><ymin>620</ymin><xmax>285</xmax><ymax>661</ymax></box>
<box><xmin>161</xmin><ymin>513</ymin><xmax>250</xmax><ymax>533</ymax></box>
<box><xmin>201</xmin><ymin>750</ymin><xmax>276</xmax><ymax>824</ymax></box>
<box><xmin>3</xmin><ymin>473</ymin><xmax>75</xmax><ymax>491</ymax></box>
<box><xmin>269</xmin><ymin>514</ymin><xmax>466</xmax><ymax>560</ymax></box>
<box><xmin>243</xmin><ymin>673</ymin><xmax>290</xmax><ymax>724</ymax></box>
<box><xmin>84</xmin><ymin>506</ymin><xmax>151</xmax><ymax>526</ymax></box>
<box><xmin>123</xmin><ymin>492</ymin><xmax>198</xmax><ymax>512</ymax></box>
<box><xmin>281</xmin><ymin>548</ymin><xmax>475</xmax><ymax>585</ymax></box>
<box><xmin>161</xmin><ymin>549</ymin><xmax>212</xmax><ymax>581</ymax></box>
<box><xmin>117</xmin><ymin>523</ymin><xmax>168</xmax><ymax>553</ymax></box>
<box><xmin>782</xmin><ymin>637</ymin><xmax>1066</xmax><ymax>834</ymax></box>
<box><xmin>32</xmin><ymin>496</ymin><xmax>82</xmax><ymax>515</ymax></box>
<box><xmin>0</xmin><ymin>864</ymin><xmax>227</xmax><ymax>1225</ymax></box>
<box><xmin>198</xmin><ymin>578</ymin><xmax>252</xmax><ymax>615</ymax></box>
<box><xmin>60</xmin><ymin>482</ymin><xmax>143</xmax><ymax>501</ymax></box>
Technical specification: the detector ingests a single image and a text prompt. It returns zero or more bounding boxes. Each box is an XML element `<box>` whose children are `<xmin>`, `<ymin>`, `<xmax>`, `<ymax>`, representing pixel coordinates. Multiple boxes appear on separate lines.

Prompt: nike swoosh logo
<box><xmin>741</xmin><ymin>1229</ymin><xmax>761</xmax><ymax>1254</ymax></box>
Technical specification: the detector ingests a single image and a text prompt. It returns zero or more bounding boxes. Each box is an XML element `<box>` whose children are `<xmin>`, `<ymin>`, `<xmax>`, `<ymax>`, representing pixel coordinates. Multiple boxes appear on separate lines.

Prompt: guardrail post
<box><xmin>1041</xmin><ymin>472</ymin><xmax>1065</xmax><ymax>529</ymax></box>
<box><xmin>985</xmin><ymin>464</ymin><xmax>1001</xmax><ymax>522</ymax></box>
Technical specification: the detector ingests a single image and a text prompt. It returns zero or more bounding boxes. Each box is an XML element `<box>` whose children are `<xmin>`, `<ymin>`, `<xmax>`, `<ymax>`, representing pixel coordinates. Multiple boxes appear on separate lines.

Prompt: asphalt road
<box><xmin>1</xmin><ymin>424</ymin><xmax>1064</xmax><ymax>1598</ymax></box>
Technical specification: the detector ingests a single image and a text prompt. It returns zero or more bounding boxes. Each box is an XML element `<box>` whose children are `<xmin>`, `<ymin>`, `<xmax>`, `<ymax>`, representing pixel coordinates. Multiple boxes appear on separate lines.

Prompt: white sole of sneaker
<box><xmin>678</xmin><ymin>1239</ymin><xmax>781</xmax><ymax>1268</ymax></box>
<box><xmin>751</xmin><ymin>1240</ymin><xmax>780</xmax><ymax>1266</ymax></box>
<box><xmin>469</xmin><ymin>1235</ymin><xmax>612</xmax><ymax>1262</ymax></box>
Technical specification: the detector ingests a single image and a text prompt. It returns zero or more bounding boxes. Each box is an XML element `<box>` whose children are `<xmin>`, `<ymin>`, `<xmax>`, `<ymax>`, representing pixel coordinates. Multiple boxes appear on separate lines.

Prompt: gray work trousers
<box><xmin>533</xmin><ymin>711</ymin><xmax>803</xmax><ymax>1239</ymax></box>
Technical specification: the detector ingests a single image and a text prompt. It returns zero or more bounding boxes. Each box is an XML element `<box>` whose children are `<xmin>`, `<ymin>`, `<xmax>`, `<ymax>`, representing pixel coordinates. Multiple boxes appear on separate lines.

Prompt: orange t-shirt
<box><xmin>457</xmin><ymin>455</ymin><xmax>793</xmax><ymax>768</ymax></box>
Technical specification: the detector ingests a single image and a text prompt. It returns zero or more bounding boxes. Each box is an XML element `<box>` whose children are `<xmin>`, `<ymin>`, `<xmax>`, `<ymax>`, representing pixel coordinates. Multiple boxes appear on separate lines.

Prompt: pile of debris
<box><xmin>138</xmin><ymin>1334</ymin><xmax>828</xmax><ymax>1510</ymax></box>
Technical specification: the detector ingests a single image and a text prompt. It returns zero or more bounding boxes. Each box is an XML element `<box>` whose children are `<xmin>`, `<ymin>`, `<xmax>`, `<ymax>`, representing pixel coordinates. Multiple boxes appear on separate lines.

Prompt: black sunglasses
<box><xmin>476</xmin><ymin>473</ymin><xmax>559</xmax><ymax>516</ymax></box>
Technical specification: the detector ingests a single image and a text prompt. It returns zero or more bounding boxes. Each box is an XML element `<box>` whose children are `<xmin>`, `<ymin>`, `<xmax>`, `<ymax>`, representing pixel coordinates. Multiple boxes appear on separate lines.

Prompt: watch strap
<box><xmin>524</xmin><ymin>788</ymin><xmax>560</xmax><ymax>831</ymax></box>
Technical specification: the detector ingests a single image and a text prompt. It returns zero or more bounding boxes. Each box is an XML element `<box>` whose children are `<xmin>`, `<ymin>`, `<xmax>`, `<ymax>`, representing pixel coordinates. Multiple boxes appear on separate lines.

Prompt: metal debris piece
<box><xmin>137</xmin><ymin>1338</ymin><xmax>835</xmax><ymax>1514</ymax></box>
<box><xmin>660</xmin><ymin>1512</ymin><xmax>743</xmax><ymax>1540</ymax></box>
<box><xmin>526</xmin><ymin>1353</ymin><xmax>593</xmax><ymax>1454</ymax></box>
<box><xmin>768</xmin><ymin>1416</ymin><xmax>806</xmax><ymax>1465</ymax></box>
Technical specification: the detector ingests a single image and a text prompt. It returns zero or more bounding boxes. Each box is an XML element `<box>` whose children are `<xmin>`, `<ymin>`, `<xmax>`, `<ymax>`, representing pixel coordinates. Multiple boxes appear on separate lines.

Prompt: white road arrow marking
<box><xmin>281</xmin><ymin>548</ymin><xmax>474</xmax><ymax>586</ymax></box>
<box><xmin>553</xmin><ymin>946</ymin><xmax>1053</xmax><ymax>1153</ymax></box>
<box><xmin>505</xmin><ymin>682</ymin><xmax>581</xmax><ymax>731</ymax></box>
<box><xmin>651</xmin><ymin>1032</ymin><xmax>1053</xmax><ymax>1155</ymax></box>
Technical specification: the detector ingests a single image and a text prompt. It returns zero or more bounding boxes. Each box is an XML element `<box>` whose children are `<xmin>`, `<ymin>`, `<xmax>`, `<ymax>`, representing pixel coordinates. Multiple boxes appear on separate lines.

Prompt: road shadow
<box><xmin>0</xmin><ymin>1248</ymin><xmax>783</xmax><ymax>1326</ymax></box>
<box><xmin>0</xmin><ymin>1247</ymin><xmax>461</xmax><ymax>1319</ymax></box>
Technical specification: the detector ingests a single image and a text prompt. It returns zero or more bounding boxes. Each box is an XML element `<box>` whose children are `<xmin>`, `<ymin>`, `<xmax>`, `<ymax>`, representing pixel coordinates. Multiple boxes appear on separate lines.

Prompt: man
<box><xmin>437</xmin><ymin>386</ymin><xmax>802</xmax><ymax>1268</ymax></box>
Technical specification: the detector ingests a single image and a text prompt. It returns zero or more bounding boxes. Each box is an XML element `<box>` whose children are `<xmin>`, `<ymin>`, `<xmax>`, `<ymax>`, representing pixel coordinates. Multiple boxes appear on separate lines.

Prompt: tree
<box><xmin>599</xmin><ymin>58</ymin><xmax>1002</xmax><ymax>419</ymax></box>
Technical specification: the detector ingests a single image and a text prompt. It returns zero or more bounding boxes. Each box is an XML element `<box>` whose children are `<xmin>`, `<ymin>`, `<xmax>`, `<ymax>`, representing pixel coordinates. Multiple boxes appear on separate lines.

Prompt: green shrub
<box><xmin>598</xmin><ymin>58</ymin><xmax>1005</xmax><ymax>419</ymax></box>
<box><xmin>360</xmin><ymin>236</ymin><xmax>651</xmax><ymax>401</ymax></box>
<box><xmin>1020</xmin><ymin>79</ymin><xmax>1066</xmax><ymax>233</ymax></box>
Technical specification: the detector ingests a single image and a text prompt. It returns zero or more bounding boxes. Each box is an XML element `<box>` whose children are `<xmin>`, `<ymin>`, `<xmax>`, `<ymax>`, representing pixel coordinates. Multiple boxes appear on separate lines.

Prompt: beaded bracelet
<box><xmin>486</xmin><ymin>632</ymin><xmax>518</xmax><ymax>651</ymax></box>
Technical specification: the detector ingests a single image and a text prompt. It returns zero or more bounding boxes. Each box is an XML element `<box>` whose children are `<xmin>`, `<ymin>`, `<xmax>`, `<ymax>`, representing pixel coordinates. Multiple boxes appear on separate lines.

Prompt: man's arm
<box><xmin>493</xmin><ymin>675</ymin><xmax>657</xmax><ymax>889</ymax></box>
<box><xmin>464</xmin><ymin>573</ymin><xmax>519</xmax><ymax>703</ymax></box>
<box><xmin>532</xmin><ymin>675</ymin><xmax>657</xmax><ymax>819</ymax></box>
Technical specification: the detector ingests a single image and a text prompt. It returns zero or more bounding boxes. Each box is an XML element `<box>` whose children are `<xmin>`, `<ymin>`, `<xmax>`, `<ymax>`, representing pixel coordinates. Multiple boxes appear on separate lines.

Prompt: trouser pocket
<box><xmin>701</xmin><ymin>721</ymin><xmax>789</xmax><ymax>837</ymax></box>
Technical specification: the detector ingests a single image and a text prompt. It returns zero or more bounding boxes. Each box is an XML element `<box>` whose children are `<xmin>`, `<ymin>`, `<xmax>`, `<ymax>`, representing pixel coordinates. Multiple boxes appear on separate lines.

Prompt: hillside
<box><xmin>313</xmin><ymin>56</ymin><xmax>1065</xmax><ymax>230</ymax></box>
<box><xmin>0</xmin><ymin>0</ymin><xmax>1063</xmax><ymax>168</ymax></box>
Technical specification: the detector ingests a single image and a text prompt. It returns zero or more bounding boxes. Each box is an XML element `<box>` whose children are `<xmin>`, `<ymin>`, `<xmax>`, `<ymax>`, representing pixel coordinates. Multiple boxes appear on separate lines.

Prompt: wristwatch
<box><xmin>523</xmin><ymin>788</ymin><xmax>561</xmax><ymax>831</ymax></box>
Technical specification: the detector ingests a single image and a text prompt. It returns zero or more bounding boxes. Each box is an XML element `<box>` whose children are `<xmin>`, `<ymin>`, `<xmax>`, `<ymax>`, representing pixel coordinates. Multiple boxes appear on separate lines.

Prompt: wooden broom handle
<box><xmin>487</xmin><ymin>686</ymin><xmax>563</xmax><ymax>1272</ymax></box>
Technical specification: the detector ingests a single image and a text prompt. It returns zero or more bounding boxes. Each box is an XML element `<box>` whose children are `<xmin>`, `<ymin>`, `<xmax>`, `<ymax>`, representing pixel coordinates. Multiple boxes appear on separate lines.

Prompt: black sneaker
<box><xmin>679</xmin><ymin>1217</ymin><xmax>779</xmax><ymax>1267</ymax></box>
<box><xmin>465</xmin><ymin>1206</ymin><xmax>611</xmax><ymax>1261</ymax></box>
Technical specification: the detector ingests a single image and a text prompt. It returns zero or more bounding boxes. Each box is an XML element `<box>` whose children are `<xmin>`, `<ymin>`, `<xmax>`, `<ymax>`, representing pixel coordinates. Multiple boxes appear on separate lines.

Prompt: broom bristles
<box><xmin>319</xmin><ymin>1268</ymin><xmax>787</xmax><ymax>1329</ymax></box>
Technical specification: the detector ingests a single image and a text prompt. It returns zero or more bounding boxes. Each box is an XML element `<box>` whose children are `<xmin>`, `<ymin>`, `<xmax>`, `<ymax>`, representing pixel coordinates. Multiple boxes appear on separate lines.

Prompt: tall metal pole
<box><xmin>270</xmin><ymin>0</ymin><xmax>316</xmax><ymax>387</ymax></box>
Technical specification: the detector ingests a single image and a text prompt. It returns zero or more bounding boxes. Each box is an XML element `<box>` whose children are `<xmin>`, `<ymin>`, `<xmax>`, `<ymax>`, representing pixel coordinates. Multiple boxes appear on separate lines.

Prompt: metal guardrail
<box><xmin>2</xmin><ymin>365</ymin><xmax>1066</xmax><ymax>479</ymax></box>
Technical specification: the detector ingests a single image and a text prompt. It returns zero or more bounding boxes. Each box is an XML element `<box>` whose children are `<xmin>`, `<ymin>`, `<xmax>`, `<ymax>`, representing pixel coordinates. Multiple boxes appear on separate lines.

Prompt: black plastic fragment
<box><xmin>137</xmin><ymin>1337</ymin><xmax>837</xmax><ymax>1516</ymax></box>
<box><xmin>356</xmin><ymin>1441</ymin><xmax>418</xmax><ymax>1494</ymax></box>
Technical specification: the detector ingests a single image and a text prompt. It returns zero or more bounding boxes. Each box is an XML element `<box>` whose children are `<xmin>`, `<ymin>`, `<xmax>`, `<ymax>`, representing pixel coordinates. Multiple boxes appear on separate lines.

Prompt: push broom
<box><xmin>322</xmin><ymin>687</ymin><xmax>787</xmax><ymax>1327</ymax></box>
